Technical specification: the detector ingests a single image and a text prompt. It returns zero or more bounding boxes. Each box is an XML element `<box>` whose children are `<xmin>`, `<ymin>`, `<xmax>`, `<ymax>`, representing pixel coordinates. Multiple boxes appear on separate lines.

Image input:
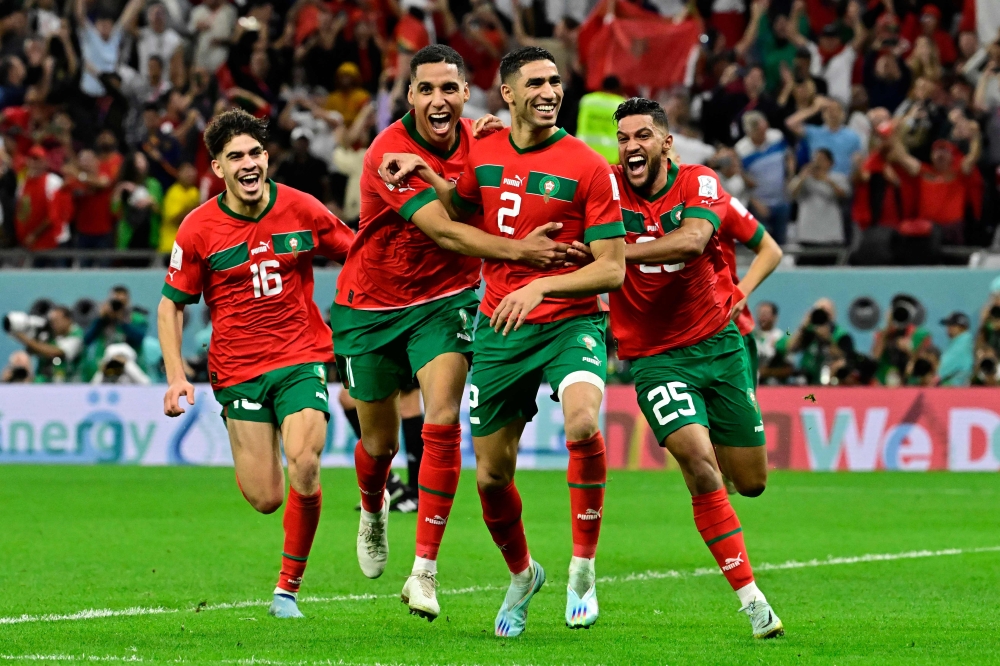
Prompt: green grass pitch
<box><xmin>0</xmin><ymin>466</ymin><xmax>998</xmax><ymax>665</ymax></box>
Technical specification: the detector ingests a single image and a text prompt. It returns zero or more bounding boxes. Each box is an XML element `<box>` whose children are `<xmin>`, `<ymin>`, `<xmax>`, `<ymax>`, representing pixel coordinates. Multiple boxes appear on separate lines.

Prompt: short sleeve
<box><xmin>313</xmin><ymin>202</ymin><xmax>355</xmax><ymax>264</ymax></box>
<box><xmin>451</xmin><ymin>158</ymin><xmax>483</xmax><ymax>215</ymax></box>
<box><xmin>365</xmin><ymin>150</ymin><xmax>439</xmax><ymax>221</ymax></box>
<box><xmin>725</xmin><ymin>196</ymin><xmax>764</xmax><ymax>248</ymax></box>
<box><xmin>162</xmin><ymin>220</ymin><xmax>204</xmax><ymax>305</ymax></box>
<box><xmin>581</xmin><ymin>164</ymin><xmax>625</xmax><ymax>245</ymax></box>
<box><xmin>680</xmin><ymin>165</ymin><xmax>727</xmax><ymax>230</ymax></box>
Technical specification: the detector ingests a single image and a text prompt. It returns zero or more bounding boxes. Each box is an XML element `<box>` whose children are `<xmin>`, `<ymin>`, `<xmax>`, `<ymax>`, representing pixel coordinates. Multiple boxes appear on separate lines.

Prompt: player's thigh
<box><xmin>630</xmin><ymin>354</ymin><xmax>710</xmax><ymax>450</ymax></box>
<box><xmin>541</xmin><ymin>314</ymin><xmax>608</xmax><ymax>441</ymax></box>
<box><xmin>468</xmin><ymin>319</ymin><xmax>546</xmax><ymax>439</ymax></box>
<box><xmin>472</xmin><ymin>419</ymin><xmax>527</xmax><ymax>491</ymax></box>
<box><xmin>355</xmin><ymin>392</ymin><xmax>402</xmax><ymax>457</ymax></box>
<box><xmin>398</xmin><ymin>386</ymin><xmax>423</xmax><ymax>419</ymax></box>
<box><xmin>226</xmin><ymin>418</ymin><xmax>284</xmax><ymax>513</ymax></box>
<box><xmin>714</xmin><ymin>445</ymin><xmax>768</xmax><ymax>497</ymax></box>
<box><xmin>415</xmin><ymin>353</ymin><xmax>468</xmax><ymax>425</ymax></box>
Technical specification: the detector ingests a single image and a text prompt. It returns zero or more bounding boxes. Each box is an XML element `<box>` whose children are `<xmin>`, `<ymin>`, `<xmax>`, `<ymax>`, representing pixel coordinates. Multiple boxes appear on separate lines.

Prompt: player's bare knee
<box><xmin>563</xmin><ymin>408</ymin><xmax>599</xmax><ymax>442</ymax></box>
<box><xmin>734</xmin><ymin>473</ymin><xmax>767</xmax><ymax>498</ymax></box>
<box><xmin>476</xmin><ymin>467</ymin><xmax>513</xmax><ymax>493</ymax></box>
<box><xmin>424</xmin><ymin>404</ymin><xmax>460</xmax><ymax>426</ymax></box>
<box><xmin>248</xmin><ymin>491</ymin><xmax>283</xmax><ymax>515</ymax></box>
<box><xmin>361</xmin><ymin>432</ymin><xmax>399</xmax><ymax>459</ymax></box>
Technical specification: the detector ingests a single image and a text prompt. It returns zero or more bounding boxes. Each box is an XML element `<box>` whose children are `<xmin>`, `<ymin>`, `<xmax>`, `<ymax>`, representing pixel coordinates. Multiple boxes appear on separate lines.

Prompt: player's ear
<box><xmin>463</xmin><ymin>81</ymin><xmax>470</xmax><ymax>103</ymax></box>
<box><xmin>407</xmin><ymin>83</ymin><xmax>414</xmax><ymax>106</ymax></box>
<box><xmin>663</xmin><ymin>133</ymin><xmax>673</xmax><ymax>159</ymax></box>
<box><xmin>500</xmin><ymin>82</ymin><xmax>514</xmax><ymax>105</ymax></box>
<box><xmin>210</xmin><ymin>159</ymin><xmax>224</xmax><ymax>179</ymax></box>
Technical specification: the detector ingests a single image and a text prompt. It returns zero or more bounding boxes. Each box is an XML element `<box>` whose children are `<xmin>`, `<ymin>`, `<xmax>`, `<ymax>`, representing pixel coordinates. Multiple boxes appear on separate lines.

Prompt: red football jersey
<box><xmin>335</xmin><ymin>112</ymin><xmax>483</xmax><ymax>310</ymax></box>
<box><xmin>453</xmin><ymin>128</ymin><xmax>625</xmax><ymax>324</ymax></box>
<box><xmin>162</xmin><ymin>181</ymin><xmax>354</xmax><ymax>388</ymax></box>
<box><xmin>609</xmin><ymin>161</ymin><xmax>736</xmax><ymax>360</ymax></box>
<box><xmin>717</xmin><ymin>193</ymin><xmax>765</xmax><ymax>336</ymax></box>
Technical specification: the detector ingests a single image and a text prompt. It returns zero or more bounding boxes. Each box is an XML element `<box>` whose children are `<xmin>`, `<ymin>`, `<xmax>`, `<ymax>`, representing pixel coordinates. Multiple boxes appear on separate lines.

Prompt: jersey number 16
<box><xmin>250</xmin><ymin>260</ymin><xmax>283</xmax><ymax>298</ymax></box>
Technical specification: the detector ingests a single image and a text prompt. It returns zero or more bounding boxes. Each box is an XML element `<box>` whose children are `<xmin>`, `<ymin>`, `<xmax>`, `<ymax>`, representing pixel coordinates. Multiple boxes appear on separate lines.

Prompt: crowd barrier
<box><xmin>1</xmin><ymin>385</ymin><xmax>998</xmax><ymax>471</ymax></box>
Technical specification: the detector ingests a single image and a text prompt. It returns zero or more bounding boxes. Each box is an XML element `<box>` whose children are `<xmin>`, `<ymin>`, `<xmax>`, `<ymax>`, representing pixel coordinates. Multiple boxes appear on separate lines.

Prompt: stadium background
<box><xmin>0</xmin><ymin>0</ymin><xmax>999</xmax><ymax>662</ymax></box>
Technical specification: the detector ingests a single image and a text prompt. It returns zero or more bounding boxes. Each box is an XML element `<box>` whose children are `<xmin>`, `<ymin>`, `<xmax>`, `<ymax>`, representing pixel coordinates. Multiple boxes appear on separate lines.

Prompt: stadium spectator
<box><xmin>90</xmin><ymin>342</ymin><xmax>152</xmax><ymax>385</ymax></box>
<box><xmin>577</xmin><ymin>76</ymin><xmax>625</xmax><ymax>164</ymax></box>
<box><xmin>113</xmin><ymin>152</ymin><xmax>164</xmax><ymax>252</ymax></box>
<box><xmin>938</xmin><ymin>311</ymin><xmax>974</xmax><ymax>386</ymax></box>
<box><xmin>975</xmin><ymin>277</ymin><xmax>1000</xmax><ymax>361</ymax></box>
<box><xmin>81</xmin><ymin>286</ymin><xmax>149</xmax><ymax>380</ymax></box>
<box><xmin>158</xmin><ymin>163</ymin><xmax>200</xmax><ymax>253</ymax></box>
<box><xmin>708</xmin><ymin>147</ymin><xmax>748</xmax><ymax>202</ymax></box>
<box><xmin>324</xmin><ymin>62</ymin><xmax>372</xmax><ymax>127</ymax></box>
<box><xmin>752</xmin><ymin>301</ymin><xmax>791</xmax><ymax>384</ymax></box>
<box><xmin>15</xmin><ymin>146</ymin><xmax>71</xmax><ymax>257</ymax></box>
<box><xmin>863</xmin><ymin>48</ymin><xmax>912</xmax><ymax>114</ymax></box>
<box><xmin>0</xmin><ymin>56</ymin><xmax>27</xmax><ymax>110</ymax></box>
<box><xmin>74</xmin><ymin>0</ymin><xmax>144</xmax><ymax>99</ymax></box>
<box><xmin>786</xmin><ymin>97</ymin><xmax>863</xmax><ymax>177</ymax></box>
<box><xmin>65</xmin><ymin>137</ymin><xmax>124</xmax><ymax>254</ymax></box>
<box><xmin>787</xmin><ymin>148</ymin><xmax>850</xmax><ymax>245</ymax></box>
<box><xmin>736</xmin><ymin>110</ymin><xmax>793</xmax><ymax>244</ymax></box>
<box><xmin>6</xmin><ymin>305</ymin><xmax>83</xmax><ymax>382</ymax></box>
<box><xmin>780</xmin><ymin>298</ymin><xmax>853</xmax><ymax>385</ymax></box>
<box><xmin>1</xmin><ymin>350</ymin><xmax>33</xmax><ymax>383</ymax></box>
<box><xmin>136</xmin><ymin>2</ymin><xmax>185</xmax><ymax>80</ymax></box>
<box><xmin>871</xmin><ymin>295</ymin><xmax>933</xmax><ymax>386</ymax></box>
<box><xmin>272</xmin><ymin>128</ymin><xmax>332</xmax><ymax>205</ymax></box>
<box><xmin>189</xmin><ymin>0</ymin><xmax>237</xmax><ymax>74</ymax></box>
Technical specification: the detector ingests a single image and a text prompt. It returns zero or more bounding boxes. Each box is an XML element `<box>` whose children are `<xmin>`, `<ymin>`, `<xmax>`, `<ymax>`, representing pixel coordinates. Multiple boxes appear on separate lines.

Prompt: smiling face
<box><xmin>212</xmin><ymin>134</ymin><xmax>268</xmax><ymax>206</ymax></box>
<box><xmin>407</xmin><ymin>61</ymin><xmax>469</xmax><ymax>146</ymax></box>
<box><xmin>617</xmin><ymin>114</ymin><xmax>671</xmax><ymax>195</ymax></box>
<box><xmin>502</xmin><ymin>59</ymin><xmax>562</xmax><ymax>131</ymax></box>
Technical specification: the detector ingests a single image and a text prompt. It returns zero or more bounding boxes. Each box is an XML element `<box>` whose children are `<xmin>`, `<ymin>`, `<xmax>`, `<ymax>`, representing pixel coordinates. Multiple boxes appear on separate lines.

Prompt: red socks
<box><xmin>355</xmin><ymin>440</ymin><xmax>392</xmax><ymax>513</ymax></box>
<box><xmin>415</xmin><ymin>423</ymin><xmax>462</xmax><ymax>560</ymax></box>
<box><xmin>276</xmin><ymin>486</ymin><xmax>322</xmax><ymax>594</ymax></box>
<box><xmin>693</xmin><ymin>488</ymin><xmax>754</xmax><ymax>590</ymax></box>
<box><xmin>479</xmin><ymin>481</ymin><xmax>531</xmax><ymax>574</ymax></box>
<box><xmin>567</xmin><ymin>432</ymin><xmax>607</xmax><ymax>559</ymax></box>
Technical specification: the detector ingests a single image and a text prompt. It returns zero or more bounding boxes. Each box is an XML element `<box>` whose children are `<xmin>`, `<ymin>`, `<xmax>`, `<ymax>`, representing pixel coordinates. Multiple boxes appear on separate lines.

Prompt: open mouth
<box><xmin>428</xmin><ymin>111</ymin><xmax>452</xmax><ymax>136</ymax></box>
<box><xmin>626</xmin><ymin>153</ymin><xmax>647</xmax><ymax>178</ymax></box>
<box><xmin>534</xmin><ymin>103</ymin><xmax>557</xmax><ymax>118</ymax></box>
<box><xmin>237</xmin><ymin>172</ymin><xmax>261</xmax><ymax>194</ymax></box>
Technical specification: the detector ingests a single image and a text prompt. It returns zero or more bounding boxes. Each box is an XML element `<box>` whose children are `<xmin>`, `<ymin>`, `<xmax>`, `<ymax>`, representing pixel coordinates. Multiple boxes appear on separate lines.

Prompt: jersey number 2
<box><xmin>498</xmin><ymin>192</ymin><xmax>520</xmax><ymax>235</ymax></box>
<box><xmin>250</xmin><ymin>260</ymin><xmax>283</xmax><ymax>298</ymax></box>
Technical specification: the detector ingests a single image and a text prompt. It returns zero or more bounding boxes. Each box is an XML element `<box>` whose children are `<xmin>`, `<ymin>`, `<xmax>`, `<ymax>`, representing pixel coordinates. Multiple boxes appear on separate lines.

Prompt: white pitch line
<box><xmin>1</xmin><ymin>545</ymin><xmax>997</xmax><ymax>627</ymax></box>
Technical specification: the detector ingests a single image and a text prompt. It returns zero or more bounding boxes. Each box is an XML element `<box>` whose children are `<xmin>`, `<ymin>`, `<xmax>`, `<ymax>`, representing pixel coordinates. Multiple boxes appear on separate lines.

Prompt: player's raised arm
<box><xmin>379</xmin><ymin>152</ymin><xmax>470</xmax><ymax>221</ymax></box>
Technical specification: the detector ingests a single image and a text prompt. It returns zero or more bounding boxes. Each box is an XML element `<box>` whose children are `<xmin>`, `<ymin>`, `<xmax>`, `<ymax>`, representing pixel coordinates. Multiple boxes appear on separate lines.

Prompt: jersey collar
<box><xmin>508</xmin><ymin>127</ymin><xmax>567</xmax><ymax>154</ymax></box>
<box><xmin>402</xmin><ymin>110</ymin><xmax>462</xmax><ymax>159</ymax></box>
<box><xmin>637</xmin><ymin>159</ymin><xmax>679</xmax><ymax>203</ymax></box>
<box><xmin>217</xmin><ymin>179</ymin><xmax>278</xmax><ymax>223</ymax></box>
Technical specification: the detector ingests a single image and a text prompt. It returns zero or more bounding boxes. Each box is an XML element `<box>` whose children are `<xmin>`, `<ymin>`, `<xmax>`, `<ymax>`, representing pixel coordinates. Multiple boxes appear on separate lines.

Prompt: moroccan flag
<box><xmin>578</xmin><ymin>0</ymin><xmax>702</xmax><ymax>92</ymax></box>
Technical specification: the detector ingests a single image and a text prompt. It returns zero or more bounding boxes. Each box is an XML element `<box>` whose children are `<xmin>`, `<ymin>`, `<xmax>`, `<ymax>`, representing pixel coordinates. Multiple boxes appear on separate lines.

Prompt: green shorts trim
<box><xmin>214</xmin><ymin>362</ymin><xmax>330</xmax><ymax>426</ymax></box>
<box><xmin>631</xmin><ymin>322</ymin><xmax>764</xmax><ymax>448</ymax></box>
<box><xmin>743</xmin><ymin>332</ymin><xmax>758</xmax><ymax>389</ymax></box>
<box><xmin>468</xmin><ymin>313</ymin><xmax>608</xmax><ymax>437</ymax></box>
<box><xmin>331</xmin><ymin>289</ymin><xmax>478</xmax><ymax>402</ymax></box>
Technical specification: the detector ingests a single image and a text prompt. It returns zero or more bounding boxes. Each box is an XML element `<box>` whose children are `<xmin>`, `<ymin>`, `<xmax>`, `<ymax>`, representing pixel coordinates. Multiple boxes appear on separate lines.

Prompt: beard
<box><xmin>630</xmin><ymin>152</ymin><xmax>663</xmax><ymax>195</ymax></box>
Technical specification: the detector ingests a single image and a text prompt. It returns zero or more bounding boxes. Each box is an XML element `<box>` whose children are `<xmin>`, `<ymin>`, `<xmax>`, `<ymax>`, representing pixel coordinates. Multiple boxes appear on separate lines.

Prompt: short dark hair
<box><xmin>500</xmin><ymin>46</ymin><xmax>556</xmax><ymax>84</ymax></box>
<box><xmin>601</xmin><ymin>75</ymin><xmax>621</xmax><ymax>93</ymax></box>
<box><xmin>759</xmin><ymin>301</ymin><xmax>778</xmax><ymax>316</ymax></box>
<box><xmin>50</xmin><ymin>305</ymin><xmax>72</xmax><ymax>320</ymax></box>
<box><xmin>204</xmin><ymin>109</ymin><xmax>269</xmax><ymax>157</ymax></box>
<box><xmin>613</xmin><ymin>97</ymin><xmax>669</xmax><ymax>131</ymax></box>
<box><xmin>410</xmin><ymin>44</ymin><xmax>466</xmax><ymax>80</ymax></box>
<box><xmin>111</xmin><ymin>285</ymin><xmax>130</xmax><ymax>296</ymax></box>
<box><xmin>815</xmin><ymin>147</ymin><xmax>834</xmax><ymax>162</ymax></box>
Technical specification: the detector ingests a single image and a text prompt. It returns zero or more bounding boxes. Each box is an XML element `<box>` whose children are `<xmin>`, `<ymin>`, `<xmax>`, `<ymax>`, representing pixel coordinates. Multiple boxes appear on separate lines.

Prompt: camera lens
<box><xmin>990</xmin><ymin>305</ymin><xmax>1000</xmax><ymax>319</ymax></box>
<box><xmin>892</xmin><ymin>304</ymin><xmax>912</xmax><ymax>324</ymax></box>
<box><xmin>110</xmin><ymin>299</ymin><xmax>124</xmax><ymax>312</ymax></box>
<box><xmin>981</xmin><ymin>358</ymin><xmax>997</xmax><ymax>375</ymax></box>
<box><xmin>810</xmin><ymin>308</ymin><xmax>830</xmax><ymax>326</ymax></box>
<box><xmin>913</xmin><ymin>358</ymin><xmax>932</xmax><ymax>377</ymax></box>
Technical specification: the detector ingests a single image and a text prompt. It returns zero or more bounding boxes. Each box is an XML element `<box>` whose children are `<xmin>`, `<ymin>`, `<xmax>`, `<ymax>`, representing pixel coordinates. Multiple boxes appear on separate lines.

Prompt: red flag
<box><xmin>579</xmin><ymin>0</ymin><xmax>702</xmax><ymax>93</ymax></box>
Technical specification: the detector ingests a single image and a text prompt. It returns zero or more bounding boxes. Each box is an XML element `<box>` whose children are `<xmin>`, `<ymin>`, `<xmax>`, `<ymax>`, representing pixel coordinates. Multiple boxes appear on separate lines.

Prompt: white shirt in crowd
<box><xmin>137</xmin><ymin>26</ymin><xmax>184</xmax><ymax>78</ymax></box>
<box><xmin>792</xmin><ymin>171</ymin><xmax>850</xmax><ymax>245</ymax></box>
<box><xmin>189</xmin><ymin>2</ymin><xmax>237</xmax><ymax>74</ymax></box>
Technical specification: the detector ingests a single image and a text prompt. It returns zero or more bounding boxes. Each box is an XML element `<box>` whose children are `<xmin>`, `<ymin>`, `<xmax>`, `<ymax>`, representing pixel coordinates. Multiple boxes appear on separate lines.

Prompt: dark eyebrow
<box><xmin>225</xmin><ymin>151</ymin><xmax>243</xmax><ymax>160</ymax></box>
<box><xmin>525</xmin><ymin>77</ymin><xmax>545</xmax><ymax>86</ymax></box>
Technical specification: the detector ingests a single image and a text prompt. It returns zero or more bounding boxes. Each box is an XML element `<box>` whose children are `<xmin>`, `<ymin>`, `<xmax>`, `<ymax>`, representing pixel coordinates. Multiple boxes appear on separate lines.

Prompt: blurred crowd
<box><xmin>0</xmin><ymin>0</ymin><xmax>994</xmax><ymax>264</ymax></box>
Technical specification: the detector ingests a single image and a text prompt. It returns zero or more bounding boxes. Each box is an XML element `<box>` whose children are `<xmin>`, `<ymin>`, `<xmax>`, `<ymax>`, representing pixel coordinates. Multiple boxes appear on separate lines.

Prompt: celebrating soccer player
<box><xmin>381</xmin><ymin>46</ymin><xmax>626</xmax><ymax>636</ymax></box>
<box><xmin>332</xmin><ymin>45</ymin><xmax>569</xmax><ymax>622</ymax></box>
<box><xmin>158</xmin><ymin>109</ymin><xmax>355</xmax><ymax>619</ymax></box>
<box><xmin>575</xmin><ymin>97</ymin><xmax>784</xmax><ymax>638</ymax></box>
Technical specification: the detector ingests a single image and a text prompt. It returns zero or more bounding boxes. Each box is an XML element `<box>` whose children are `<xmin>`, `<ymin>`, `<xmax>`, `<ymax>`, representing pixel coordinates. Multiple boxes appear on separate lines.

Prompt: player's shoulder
<box><xmin>367</xmin><ymin>118</ymin><xmax>412</xmax><ymax>156</ymax></box>
<box><xmin>467</xmin><ymin>126</ymin><xmax>510</xmax><ymax>159</ymax></box>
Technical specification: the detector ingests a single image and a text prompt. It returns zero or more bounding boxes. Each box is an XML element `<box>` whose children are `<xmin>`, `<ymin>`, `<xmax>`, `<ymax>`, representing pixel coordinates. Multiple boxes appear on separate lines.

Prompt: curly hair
<box><xmin>203</xmin><ymin>109</ymin><xmax>269</xmax><ymax>157</ymax></box>
<box><xmin>613</xmin><ymin>97</ymin><xmax>669</xmax><ymax>132</ymax></box>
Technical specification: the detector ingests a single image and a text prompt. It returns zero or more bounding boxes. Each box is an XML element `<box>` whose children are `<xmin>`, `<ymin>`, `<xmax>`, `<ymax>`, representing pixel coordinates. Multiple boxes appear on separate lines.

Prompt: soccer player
<box><xmin>587</xmin><ymin>97</ymin><xmax>784</xmax><ymax>638</ymax></box>
<box><xmin>332</xmin><ymin>44</ymin><xmax>568</xmax><ymax>622</ymax></box>
<box><xmin>158</xmin><ymin>109</ymin><xmax>355</xmax><ymax>619</ymax></box>
<box><xmin>381</xmin><ymin>46</ymin><xmax>626</xmax><ymax>636</ymax></box>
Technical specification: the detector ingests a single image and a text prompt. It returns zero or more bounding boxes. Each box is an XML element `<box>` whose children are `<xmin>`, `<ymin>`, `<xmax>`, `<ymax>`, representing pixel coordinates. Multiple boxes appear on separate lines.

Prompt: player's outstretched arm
<box><xmin>379</xmin><ymin>153</ymin><xmax>469</xmax><ymax>221</ymax></box>
<box><xmin>490</xmin><ymin>237</ymin><xmax>626</xmax><ymax>335</ymax></box>
<box><xmin>731</xmin><ymin>230</ymin><xmax>782</xmax><ymax>320</ymax></box>
<box><xmin>623</xmin><ymin>217</ymin><xmax>715</xmax><ymax>265</ymax></box>
<box><xmin>158</xmin><ymin>296</ymin><xmax>195</xmax><ymax>417</ymax></box>
<box><xmin>410</xmin><ymin>201</ymin><xmax>568</xmax><ymax>267</ymax></box>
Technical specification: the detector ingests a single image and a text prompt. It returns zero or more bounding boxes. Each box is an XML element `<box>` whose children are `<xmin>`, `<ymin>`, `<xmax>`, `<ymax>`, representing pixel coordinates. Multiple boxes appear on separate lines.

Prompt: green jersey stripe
<box><xmin>682</xmin><ymin>206</ymin><xmax>722</xmax><ymax>231</ymax></box>
<box><xmin>622</xmin><ymin>208</ymin><xmax>646</xmax><ymax>234</ymax></box>
<box><xmin>475</xmin><ymin>164</ymin><xmax>504</xmax><ymax>188</ymax></box>
<box><xmin>526</xmin><ymin>171</ymin><xmax>578</xmax><ymax>202</ymax></box>
<box><xmin>161</xmin><ymin>283</ymin><xmax>200</xmax><ymax>305</ymax></box>
<box><xmin>583</xmin><ymin>221</ymin><xmax>626</xmax><ymax>244</ymax></box>
<box><xmin>746</xmin><ymin>221</ymin><xmax>766</xmax><ymax>249</ymax></box>
<box><xmin>418</xmin><ymin>484</ymin><xmax>456</xmax><ymax>499</ymax></box>
<box><xmin>273</xmin><ymin>231</ymin><xmax>315</xmax><ymax>255</ymax></box>
<box><xmin>398</xmin><ymin>187</ymin><xmax>439</xmax><ymax>221</ymax></box>
<box><xmin>568</xmin><ymin>481</ymin><xmax>606</xmax><ymax>489</ymax></box>
<box><xmin>207</xmin><ymin>242</ymin><xmax>250</xmax><ymax>271</ymax></box>
<box><xmin>451</xmin><ymin>189</ymin><xmax>479</xmax><ymax>214</ymax></box>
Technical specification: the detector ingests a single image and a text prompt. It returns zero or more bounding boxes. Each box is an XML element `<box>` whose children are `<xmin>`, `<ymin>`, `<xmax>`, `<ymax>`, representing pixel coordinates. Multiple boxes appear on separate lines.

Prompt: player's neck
<box><xmin>224</xmin><ymin>181</ymin><xmax>271</xmax><ymax>219</ymax></box>
<box><xmin>633</xmin><ymin>159</ymin><xmax>671</xmax><ymax>199</ymax></box>
<box><xmin>509</xmin><ymin>119</ymin><xmax>559</xmax><ymax>151</ymax></box>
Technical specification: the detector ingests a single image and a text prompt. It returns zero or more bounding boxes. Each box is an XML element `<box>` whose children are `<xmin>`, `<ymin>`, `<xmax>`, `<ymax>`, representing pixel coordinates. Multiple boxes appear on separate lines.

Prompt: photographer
<box><xmin>783</xmin><ymin>298</ymin><xmax>853</xmax><ymax>385</ymax></box>
<box><xmin>4</xmin><ymin>305</ymin><xmax>83</xmax><ymax>382</ymax></box>
<box><xmin>938</xmin><ymin>312</ymin><xmax>973</xmax><ymax>386</ymax></box>
<box><xmin>81</xmin><ymin>285</ymin><xmax>149</xmax><ymax>380</ymax></box>
<box><xmin>872</xmin><ymin>295</ymin><xmax>933</xmax><ymax>386</ymax></box>
<box><xmin>90</xmin><ymin>343</ymin><xmax>151</xmax><ymax>385</ymax></box>
<box><xmin>973</xmin><ymin>282</ymin><xmax>1000</xmax><ymax>386</ymax></box>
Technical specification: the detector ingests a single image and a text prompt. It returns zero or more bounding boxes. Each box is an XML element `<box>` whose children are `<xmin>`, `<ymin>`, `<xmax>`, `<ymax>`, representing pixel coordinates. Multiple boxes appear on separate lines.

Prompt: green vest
<box><xmin>576</xmin><ymin>92</ymin><xmax>625</xmax><ymax>164</ymax></box>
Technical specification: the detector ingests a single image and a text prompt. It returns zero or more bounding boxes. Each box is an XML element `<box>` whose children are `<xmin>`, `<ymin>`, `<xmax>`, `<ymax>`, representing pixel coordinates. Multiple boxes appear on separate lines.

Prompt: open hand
<box><xmin>567</xmin><ymin>240</ymin><xmax>594</xmax><ymax>266</ymax></box>
<box><xmin>490</xmin><ymin>282</ymin><xmax>546</xmax><ymax>335</ymax></box>
<box><xmin>473</xmin><ymin>114</ymin><xmax>505</xmax><ymax>138</ymax></box>
<box><xmin>518</xmin><ymin>222</ymin><xmax>567</xmax><ymax>268</ymax></box>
